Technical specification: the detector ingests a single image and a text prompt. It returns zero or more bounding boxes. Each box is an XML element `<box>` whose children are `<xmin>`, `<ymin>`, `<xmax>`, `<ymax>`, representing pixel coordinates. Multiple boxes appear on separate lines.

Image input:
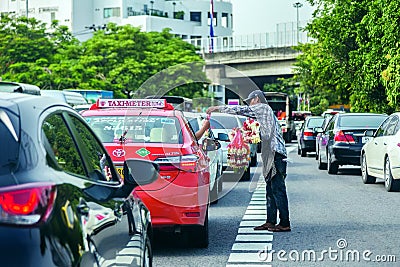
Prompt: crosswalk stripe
<box><xmin>227</xmin><ymin>175</ymin><xmax>273</xmax><ymax>267</ymax></box>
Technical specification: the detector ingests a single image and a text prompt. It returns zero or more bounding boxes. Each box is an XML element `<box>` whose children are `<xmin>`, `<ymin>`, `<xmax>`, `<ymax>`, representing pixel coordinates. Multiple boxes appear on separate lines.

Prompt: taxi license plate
<box><xmin>362</xmin><ymin>136</ymin><xmax>372</xmax><ymax>144</ymax></box>
<box><xmin>117</xmin><ymin>167</ymin><xmax>124</xmax><ymax>179</ymax></box>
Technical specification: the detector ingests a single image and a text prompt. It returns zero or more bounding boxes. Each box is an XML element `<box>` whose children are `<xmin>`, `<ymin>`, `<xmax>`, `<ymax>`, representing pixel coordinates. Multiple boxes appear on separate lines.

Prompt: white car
<box><xmin>184</xmin><ymin>112</ymin><xmax>223</xmax><ymax>203</ymax></box>
<box><xmin>361</xmin><ymin>112</ymin><xmax>400</xmax><ymax>191</ymax></box>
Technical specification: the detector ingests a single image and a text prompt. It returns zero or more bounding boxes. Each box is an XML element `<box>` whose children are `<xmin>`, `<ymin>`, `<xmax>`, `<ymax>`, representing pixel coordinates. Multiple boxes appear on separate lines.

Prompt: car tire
<box><xmin>361</xmin><ymin>153</ymin><xmax>376</xmax><ymax>184</ymax></box>
<box><xmin>188</xmin><ymin>210</ymin><xmax>209</xmax><ymax>248</ymax></box>
<box><xmin>384</xmin><ymin>157</ymin><xmax>400</xmax><ymax>192</ymax></box>
<box><xmin>318</xmin><ymin>151</ymin><xmax>327</xmax><ymax>170</ymax></box>
<box><xmin>143</xmin><ymin>235</ymin><xmax>153</xmax><ymax>267</ymax></box>
<box><xmin>250</xmin><ymin>154</ymin><xmax>257</xmax><ymax>167</ymax></box>
<box><xmin>210</xmin><ymin>180</ymin><xmax>219</xmax><ymax>204</ymax></box>
<box><xmin>217</xmin><ymin>164</ymin><xmax>223</xmax><ymax>193</ymax></box>
<box><xmin>240</xmin><ymin>167</ymin><xmax>251</xmax><ymax>181</ymax></box>
<box><xmin>327</xmin><ymin>151</ymin><xmax>339</xmax><ymax>174</ymax></box>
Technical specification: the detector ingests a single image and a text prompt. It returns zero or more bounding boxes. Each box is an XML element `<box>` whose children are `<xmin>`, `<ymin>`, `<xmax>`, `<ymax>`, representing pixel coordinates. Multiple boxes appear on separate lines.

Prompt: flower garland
<box><xmin>227</xmin><ymin>118</ymin><xmax>260</xmax><ymax>171</ymax></box>
<box><xmin>242</xmin><ymin>118</ymin><xmax>261</xmax><ymax>144</ymax></box>
<box><xmin>227</xmin><ymin>128</ymin><xmax>250</xmax><ymax>171</ymax></box>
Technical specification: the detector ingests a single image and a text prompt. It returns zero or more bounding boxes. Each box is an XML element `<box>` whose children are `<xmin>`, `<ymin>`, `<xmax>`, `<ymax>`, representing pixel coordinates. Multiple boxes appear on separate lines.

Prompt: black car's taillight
<box><xmin>334</xmin><ymin>130</ymin><xmax>355</xmax><ymax>144</ymax></box>
<box><xmin>0</xmin><ymin>183</ymin><xmax>56</xmax><ymax>225</ymax></box>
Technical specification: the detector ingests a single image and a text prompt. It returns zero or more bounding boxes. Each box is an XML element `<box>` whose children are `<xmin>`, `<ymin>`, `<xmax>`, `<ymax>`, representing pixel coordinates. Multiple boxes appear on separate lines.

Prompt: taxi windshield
<box><xmin>85</xmin><ymin>115</ymin><xmax>182</xmax><ymax>144</ymax></box>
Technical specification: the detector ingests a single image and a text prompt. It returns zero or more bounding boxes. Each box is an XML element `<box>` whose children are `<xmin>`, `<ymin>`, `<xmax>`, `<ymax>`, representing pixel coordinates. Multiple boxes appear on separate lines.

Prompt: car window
<box><xmin>85</xmin><ymin>115</ymin><xmax>182</xmax><ymax>144</ymax></box>
<box><xmin>0</xmin><ymin>109</ymin><xmax>20</xmax><ymax>175</ymax></box>
<box><xmin>306</xmin><ymin>118</ymin><xmax>325</xmax><ymax>128</ymax></box>
<box><xmin>338</xmin><ymin>115</ymin><xmax>386</xmax><ymax>128</ymax></box>
<box><xmin>375</xmin><ymin>117</ymin><xmax>391</xmax><ymax>137</ymax></box>
<box><xmin>384</xmin><ymin>116</ymin><xmax>399</xmax><ymax>136</ymax></box>
<box><xmin>326</xmin><ymin>117</ymin><xmax>335</xmax><ymax>131</ymax></box>
<box><xmin>69</xmin><ymin>115</ymin><xmax>116</xmax><ymax>182</ymax></box>
<box><xmin>395</xmin><ymin>116</ymin><xmax>400</xmax><ymax>134</ymax></box>
<box><xmin>188</xmin><ymin>118</ymin><xmax>200</xmax><ymax>133</ymax></box>
<box><xmin>42</xmin><ymin>114</ymin><xmax>86</xmax><ymax>177</ymax></box>
<box><xmin>210</xmin><ymin>116</ymin><xmax>238</xmax><ymax>129</ymax></box>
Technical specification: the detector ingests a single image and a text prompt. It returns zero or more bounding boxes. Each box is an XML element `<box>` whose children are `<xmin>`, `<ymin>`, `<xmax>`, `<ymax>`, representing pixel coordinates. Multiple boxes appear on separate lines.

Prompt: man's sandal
<box><xmin>253</xmin><ymin>222</ymin><xmax>275</xmax><ymax>230</ymax></box>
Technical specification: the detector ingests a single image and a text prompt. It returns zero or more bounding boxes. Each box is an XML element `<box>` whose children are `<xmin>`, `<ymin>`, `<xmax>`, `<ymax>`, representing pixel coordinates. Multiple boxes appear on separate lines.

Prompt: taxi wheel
<box><xmin>240</xmin><ymin>167</ymin><xmax>251</xmax><ymax>181</ymax></box>
<box><xmin>210</xmin><ymin>181</ymin><xmax>219</xmax><ymax>204</ymax></box>
<box><xmin>384</xmin><ymin>157</ymin><xmax>400</xmax><ymax>192</ymax></box>
<box><xmin>188</xmin><ymin>211</ymin><xmax>209</xmax><ymax>248</ymax></box>
<box><xmin>361</xmin><ymin>154</ymin><xmax>376</xmax><ymax>184</ymax></box>
<box><xmin>143</xmin><ymin>235</ymin><xmax>153</xmax><ymax>267</ymax></box>
<box><xmin>250</xmin><ymin>154</ymin><xmax>257</xmax><ymax>167</ymax></box>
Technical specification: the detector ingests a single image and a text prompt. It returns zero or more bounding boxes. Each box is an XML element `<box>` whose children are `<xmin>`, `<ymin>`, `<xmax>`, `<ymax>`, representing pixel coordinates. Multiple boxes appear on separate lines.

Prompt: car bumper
<box><xmin>301</xmin><ymin>139</ymin><xmax>316</xmax><ymax>151</ymax></box>
<box><xmin>135</xmin><ymin>172</ymin><xmax>209</xmax><ymax>227</ymax></box>
<box><xmin>331</xmin><ymin>144</ymin><xmax>362</xmax><ymax>165</ymax></box>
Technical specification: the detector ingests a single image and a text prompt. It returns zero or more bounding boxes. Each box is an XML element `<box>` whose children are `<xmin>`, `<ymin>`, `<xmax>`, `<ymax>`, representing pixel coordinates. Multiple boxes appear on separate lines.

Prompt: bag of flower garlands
<box><xmin>227</xmin><ymin>128</ymin><xmax>250</xmax><ymax>172</ymax></box>
<box><xmin>242</xmin><ymin>118</ymin><xmax>261</xmax><ymax>144</ymax></box>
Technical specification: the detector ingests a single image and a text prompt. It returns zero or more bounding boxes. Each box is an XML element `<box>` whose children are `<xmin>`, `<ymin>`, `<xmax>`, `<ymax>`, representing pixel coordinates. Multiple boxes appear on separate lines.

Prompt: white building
<box><xmin>0</xmin><ymin>0</ymin><xmax>233</xmax><ymax>41</ymax></box>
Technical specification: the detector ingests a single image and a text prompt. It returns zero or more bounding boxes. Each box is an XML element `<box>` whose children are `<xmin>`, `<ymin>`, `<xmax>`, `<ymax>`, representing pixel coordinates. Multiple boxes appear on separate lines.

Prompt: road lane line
<box><xmin>227</xmin><ymin>177</ymin><xmax>272</xmax><ymax>267</ymax></box>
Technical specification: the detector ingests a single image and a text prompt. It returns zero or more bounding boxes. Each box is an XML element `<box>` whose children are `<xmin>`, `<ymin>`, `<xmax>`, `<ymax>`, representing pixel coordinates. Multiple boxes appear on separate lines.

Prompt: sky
<box><xmin>230</xmin><ymin>0</ymin><xmax>316</xmax><ymax>35</ymax></box>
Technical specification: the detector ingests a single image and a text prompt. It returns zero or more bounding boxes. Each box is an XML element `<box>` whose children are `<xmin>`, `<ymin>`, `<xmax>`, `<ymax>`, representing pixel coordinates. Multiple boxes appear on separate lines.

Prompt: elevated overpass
<box><xmin>203</xmin><ymin>46</ymin><xmax>300</xmax><ymax>88</ymax></box>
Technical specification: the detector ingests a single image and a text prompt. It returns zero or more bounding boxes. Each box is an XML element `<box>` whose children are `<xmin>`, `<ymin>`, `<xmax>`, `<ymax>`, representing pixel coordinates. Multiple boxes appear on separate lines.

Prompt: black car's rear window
<box><xmin>338</xmin><ymin>115</ymin><xmax>386</xmax><ymax>128</ymax></box>
<box><xmin>0</xmin><ymin>109</ymin><xmax>20</xmax><ymax>174</ymax></box>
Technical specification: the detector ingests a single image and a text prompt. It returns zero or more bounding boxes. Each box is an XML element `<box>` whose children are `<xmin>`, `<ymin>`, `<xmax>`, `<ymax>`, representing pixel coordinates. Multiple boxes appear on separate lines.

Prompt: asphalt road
<box><xmin>152</xmin><ymin>143</ymin><xmax>400</xmax><ymax>267</ymax></box>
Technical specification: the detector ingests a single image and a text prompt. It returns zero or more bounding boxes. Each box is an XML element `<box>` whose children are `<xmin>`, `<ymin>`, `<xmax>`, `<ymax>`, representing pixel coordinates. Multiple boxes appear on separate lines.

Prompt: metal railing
<box><xmin>187</xmin><ymin>21</ymin><xmax>314</xmax><ymax>53</ymax></box>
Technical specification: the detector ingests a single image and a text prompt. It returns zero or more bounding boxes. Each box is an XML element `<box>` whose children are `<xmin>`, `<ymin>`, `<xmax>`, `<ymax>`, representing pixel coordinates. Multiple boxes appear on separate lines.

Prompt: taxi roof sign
<box><xmin>96</xmin><ymin>99</ymin><xmax>166</xmax><ymax>108</ymax></box>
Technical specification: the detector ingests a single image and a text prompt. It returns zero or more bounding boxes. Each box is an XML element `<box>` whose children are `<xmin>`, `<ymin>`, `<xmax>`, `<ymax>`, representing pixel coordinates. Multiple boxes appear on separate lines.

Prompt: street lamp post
<box><xmin>293</xmin><ymin>2</ymin><xmax>303</xmax><ymax>44</ymax></box>
<box><xmin>26</xmin><ymin>0</ymin><xmax>29</xmax><ymax>18</ymax></box>
<box><xmin>173</xmin><ymin>2</ymin><xmax>176</xmax><ymax>19</ymax></box>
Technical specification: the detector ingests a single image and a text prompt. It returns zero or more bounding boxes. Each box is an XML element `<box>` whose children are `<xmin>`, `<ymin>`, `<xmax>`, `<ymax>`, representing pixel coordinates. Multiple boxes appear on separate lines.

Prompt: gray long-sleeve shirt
<box><xmin>218</xmin><ymin>103</ymin><xmax>286</xmax><ymax>177</ymax></box>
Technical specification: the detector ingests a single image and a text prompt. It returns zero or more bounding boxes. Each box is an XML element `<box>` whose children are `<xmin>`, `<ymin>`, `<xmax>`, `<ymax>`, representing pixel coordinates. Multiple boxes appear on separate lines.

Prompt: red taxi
<box><xmin>81</xmin><ymin>99</ymin><xmax>213</xmax><ymax>247</ymax></box>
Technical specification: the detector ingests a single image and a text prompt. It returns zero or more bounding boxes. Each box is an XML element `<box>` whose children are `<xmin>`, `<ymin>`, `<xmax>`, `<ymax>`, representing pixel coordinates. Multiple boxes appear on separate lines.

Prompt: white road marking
<box><xmin>226</xmin><ymin>177</ymin><xmax>272</xmax><ymax>267</ymax></box>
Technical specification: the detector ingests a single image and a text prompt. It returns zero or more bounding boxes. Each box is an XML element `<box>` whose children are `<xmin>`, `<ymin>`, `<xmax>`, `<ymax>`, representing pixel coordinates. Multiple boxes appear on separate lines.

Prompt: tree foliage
<box><xmin>0</xmin><ymin>14</ymin><xmax>206</xmax><ymax>99</ymax></box>
<box><xmin>293</xmin><ymin>0</ymin><xmax>400</xmax><ymax>114</ymax></box>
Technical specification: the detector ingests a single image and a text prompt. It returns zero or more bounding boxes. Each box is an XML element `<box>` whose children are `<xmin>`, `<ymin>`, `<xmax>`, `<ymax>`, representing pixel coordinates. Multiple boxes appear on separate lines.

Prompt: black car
<box><xmin>297</xmin><ymin>116</ymin><xmax>325</xmax><ymax>157</ymax></box>
<box><xmin>0</xmin><ymin>93</ymin><xmax>157</xmax><ymax>266</ymax></box>
<box><xmin>316</xmin><ymin>113</ymin><xmax>387</xmax><ymax>174</ymax></box>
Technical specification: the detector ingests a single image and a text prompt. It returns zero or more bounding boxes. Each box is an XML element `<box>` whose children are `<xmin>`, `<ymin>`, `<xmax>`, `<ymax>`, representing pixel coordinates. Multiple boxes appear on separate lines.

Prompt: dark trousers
<box><xmin>266</xmin><ymin>153</ymin><xmax>290</xmax><ymax>227</ymax></box>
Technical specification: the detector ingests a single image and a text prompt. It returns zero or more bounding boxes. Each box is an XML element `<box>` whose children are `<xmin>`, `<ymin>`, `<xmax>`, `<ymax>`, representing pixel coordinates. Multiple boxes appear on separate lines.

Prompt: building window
<box><xmin>190</xmin><ymin>12</ymin><xmax>201</xmax><ymax>22</ymax></box>
<box><xmin>127</xmin><ymin>7</ymin><xmax>134</xmax><ymax>16</ymax></box>
<box><xmin>222</xmin><ymin>13</ymin><xmax>228</xmax><ymax>28</ymax></box>
<box><xmin>208</xmin><ymin>12</ymin><xmax>217</xmax><ymax>26</ymax></box>
<box><xmin>104</xmin><ymin>7</ymin><xmax>120</xmax><ymax>18</ymax></box>
<box><xmin>51</xmin><ymin>12</ymin><xmax>55</xmax><ymax>21</ymax></box>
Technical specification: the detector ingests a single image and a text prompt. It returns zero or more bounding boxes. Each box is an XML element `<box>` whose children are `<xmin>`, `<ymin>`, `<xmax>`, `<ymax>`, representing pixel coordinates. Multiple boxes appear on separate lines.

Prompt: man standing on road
<box><xmin>206</xmin><ymin>89</ymin><xmax>291</xmax><ymax>232</ymax></box>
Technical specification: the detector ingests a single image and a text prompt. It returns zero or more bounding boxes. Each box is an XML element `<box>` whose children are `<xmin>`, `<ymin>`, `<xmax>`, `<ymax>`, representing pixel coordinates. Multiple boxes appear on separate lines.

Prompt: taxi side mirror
<box><xmin>202</xmin><ymin>138</ymin><xmax>220</xmax><ymax>151</ymax></box>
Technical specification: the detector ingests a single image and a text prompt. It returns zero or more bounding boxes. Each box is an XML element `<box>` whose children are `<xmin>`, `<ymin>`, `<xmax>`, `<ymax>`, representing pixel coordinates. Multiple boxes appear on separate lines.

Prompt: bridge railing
<box><xmin>187</xmin><ymin>21</ymin><xmax>314</xmax><ymax>54</ymax></box>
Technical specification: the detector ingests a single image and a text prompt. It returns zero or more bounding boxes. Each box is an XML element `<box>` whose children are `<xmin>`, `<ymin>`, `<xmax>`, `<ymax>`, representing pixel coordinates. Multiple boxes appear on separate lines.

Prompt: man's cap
<box><xmin>244</xmin><ymin>90</ymin><xmax>266</xmax><ymax>103</ymax></box>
